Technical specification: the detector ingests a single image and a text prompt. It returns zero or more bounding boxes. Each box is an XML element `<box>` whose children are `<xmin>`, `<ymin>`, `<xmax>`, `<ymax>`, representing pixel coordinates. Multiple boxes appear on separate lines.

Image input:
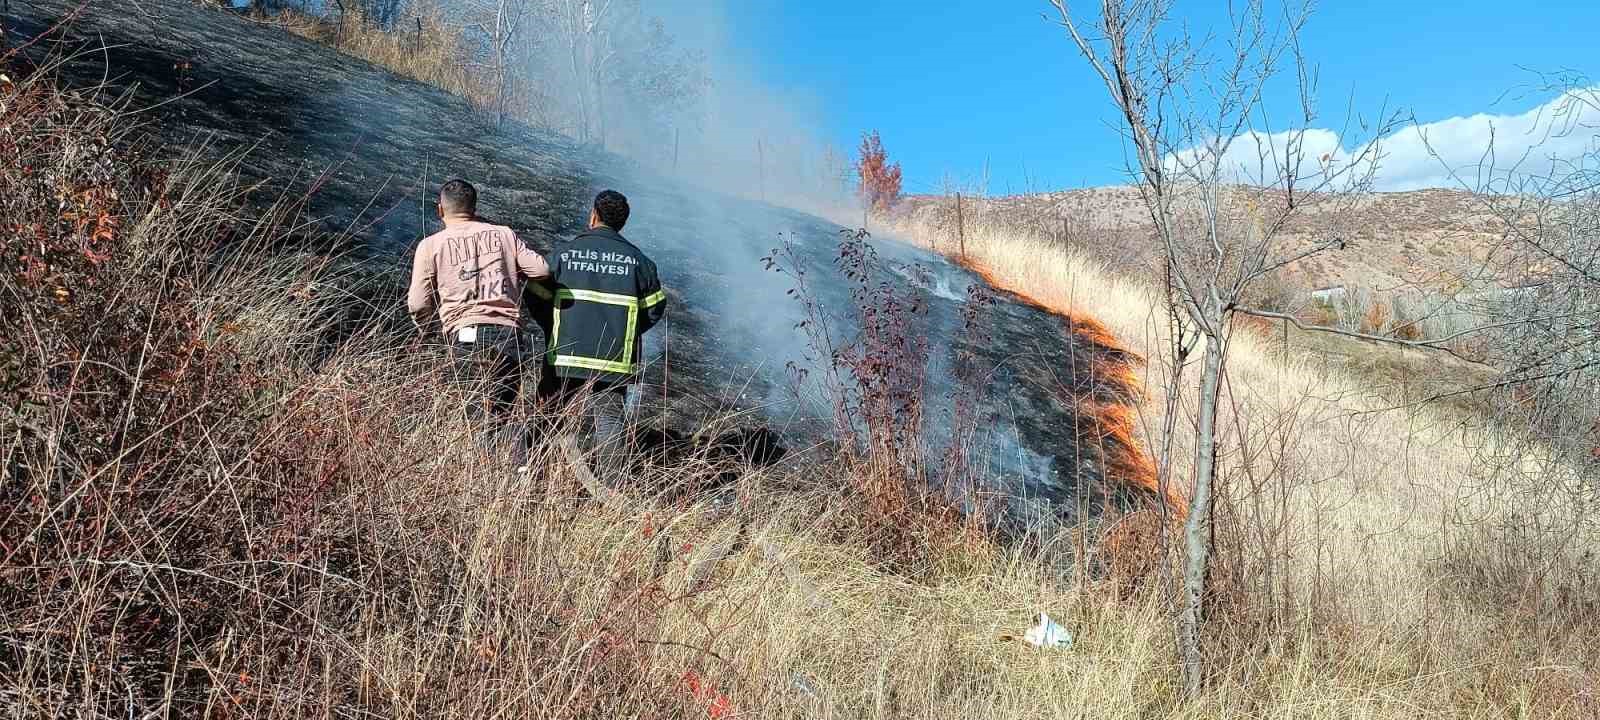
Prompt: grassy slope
<box><xmin>4</xmin><ymin>8</ymin><xmax>1598</xmax><ymax>720</ymax></box>
<box><xmin>264</xmin><ymin>8</ymin><xmax>1600</xmax><ymax>709</ymax></box>
<box><xmin>900</xmin><ymin>187</ymin><xmax>1501</xmax><ymax>292</ymax></box>
<box><xmin>874</xmin><ymin>210</ymin><xmax>1600</xmax><ymax>715</ymax></box>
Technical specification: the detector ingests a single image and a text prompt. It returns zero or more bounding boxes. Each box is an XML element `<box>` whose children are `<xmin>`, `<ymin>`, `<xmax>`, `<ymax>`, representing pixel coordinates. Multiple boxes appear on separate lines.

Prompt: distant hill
<box><xmin>902</xmin><ymin>186</ymin><xmax>1502</xmax><ymax>293</ymax></box>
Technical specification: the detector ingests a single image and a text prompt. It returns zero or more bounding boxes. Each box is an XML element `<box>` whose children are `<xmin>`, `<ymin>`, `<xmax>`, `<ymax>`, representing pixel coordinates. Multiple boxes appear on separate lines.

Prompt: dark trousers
<box><xmin>449</xmin><ymin>324</ymin><xmax>527</xmax><ymax>462</ymax></box>
<box><xmin>535</xmin><ymin>374</ymin><xmax>629</xmax><ymax>485</ymax></box>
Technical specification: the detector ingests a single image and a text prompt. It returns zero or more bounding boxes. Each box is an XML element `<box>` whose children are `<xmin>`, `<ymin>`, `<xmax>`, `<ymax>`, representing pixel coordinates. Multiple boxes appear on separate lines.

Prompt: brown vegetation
<box><xmin>253</xmin><ymin>6</ymin><xmax>500</xmax><ymax>113</ymax></box>
<box><xmin>7</xmin><ymin>6</ymin><xmax>1599</xmax><ymax>718</ymax></box>
<box><xmin>0</xmin><ymin>60</ymin><xmax>1139</xmax><ymax>718</ymax></box>
<box><xmin>857</xmin><ymin>130</ymin><xmax>903</xmax><ymax>213</ymax></box>
<box><xmin>899</xmin><ymin>186</ymin><xmax>1500</xmax><ymax>293</ymax></box>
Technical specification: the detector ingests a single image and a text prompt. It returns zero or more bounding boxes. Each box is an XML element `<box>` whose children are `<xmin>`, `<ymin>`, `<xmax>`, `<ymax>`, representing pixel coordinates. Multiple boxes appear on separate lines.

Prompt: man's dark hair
<box><xmin>593</xmin><ymin>189</ymin><xmax>629</xmax><ymax>230</ymax></box>
<box><xmin>440</xmin><ymin>179</ymin><xmax>478</xmax><ymax>216</ymax></box>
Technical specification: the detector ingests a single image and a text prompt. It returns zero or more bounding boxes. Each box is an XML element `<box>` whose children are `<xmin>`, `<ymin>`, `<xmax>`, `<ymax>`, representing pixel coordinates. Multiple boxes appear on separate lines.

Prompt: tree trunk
<box><xmin>495</xmin><ymin>61</ymin><xmax>509</xmax><ymax>129</ymax></box>
<box><xmin>494</xmin><ymin>4</ymin><xmax>506</xmax><ymax>129</ymax></box>
<box><xmin>566</xmin><ymin>24</ymin><xmax>589</xmax><ymax>143</ymax></box>
<box><xmin>1179</xmin><ymin>321</ymin><xmax>1226</xmax><ymax>696</ymax></box>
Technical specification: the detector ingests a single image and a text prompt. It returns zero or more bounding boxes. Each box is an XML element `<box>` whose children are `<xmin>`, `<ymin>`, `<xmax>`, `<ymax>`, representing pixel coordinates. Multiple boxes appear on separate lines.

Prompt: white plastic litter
<box><xmin>1022</xmin><ymin>612</ymin><xmax>1072</xmax><ymax>648</ymax></box>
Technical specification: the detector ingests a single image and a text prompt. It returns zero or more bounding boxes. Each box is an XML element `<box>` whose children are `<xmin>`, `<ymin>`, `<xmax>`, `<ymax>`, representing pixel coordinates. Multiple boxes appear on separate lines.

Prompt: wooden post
<box><xmin>419</xmin><ymin>156</ymin><xmax>431</xmax><ymax>237</ymax></box>
<box><xmin>956</xmin><ymin>192</ymin><xmax>966</xmax><ymax>259</ymax></box>
<box><xmin>1061</xmin><ymin>215</ymin><xmax>1071</xmax><ymax>257</ymax></box>
<box><xmin>415</xmin><ymin>17</ymin><xmax>422</xmax><ymax>53</ymax></box>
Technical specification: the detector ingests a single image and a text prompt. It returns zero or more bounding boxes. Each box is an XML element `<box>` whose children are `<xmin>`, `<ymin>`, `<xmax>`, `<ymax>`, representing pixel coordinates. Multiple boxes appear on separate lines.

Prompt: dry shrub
<box><xmin>1301</xmin><ymin>299</ymin><xmax>1338</xmax><ymax>327</ymax></box>
<box><xmin>1098</xmin><ymin>508</ymin><xmax>1172</xmax><ymax>593</ymax></box>
<box><xmin>1204</xmin><ymin>390</ymin><xmax>1315</xmax><ymax>659</ymax></box>
<box><xmin>1242</xmin><ymin>270</ymin><xmax>1305</xmax><ymax>314</ymax></box>
<box><xmin>1421</xmin><ymin>516</ymin><xmax>1600</xmax><ymax>716</ymax></box>
<box><xmin>1361</xmin><ymin>298</ymin><xmax>1391</xmax><ymax>335</ymax></box>
<box><xmin>1234</xmin><ymin>313</ymin><xmax>1277</xmax><ymax>339</ymax></box>
<box><xmin>1432</xmin><ymin>515</ymin><xmax>1600</xmax><ymax>627</ymax></box>
<box><xmin>0</xmin><ymin>62</ymin><xmax>737</xmax><ymax>718</ymax></box>
<box><xmin>0</xmin><ymin>63</ymin><xmax>358</xmax><ymax>713</ymax></box>
<box><xmin>1392</xmin><ymin>319</ymin><xmax>1424</xmax><ymax>341</ymax></box>
<box><xmin>765</xmin><ymin>229</ymin><xmax>985</xmax><ymax>574</ymax></box>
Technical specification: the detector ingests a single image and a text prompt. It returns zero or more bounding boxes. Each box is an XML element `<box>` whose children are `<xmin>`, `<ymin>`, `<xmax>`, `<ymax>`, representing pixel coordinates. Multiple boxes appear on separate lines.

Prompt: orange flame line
<box><xmin>957</xmin><ymin>259</ymin><xmax>1186</xmax><ymax>517</ymax></box>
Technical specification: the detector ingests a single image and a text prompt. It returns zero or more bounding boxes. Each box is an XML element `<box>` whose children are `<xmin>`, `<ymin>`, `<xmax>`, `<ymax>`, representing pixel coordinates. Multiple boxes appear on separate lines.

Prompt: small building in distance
<box><xmin>1310</xmin><ymin>285</ymin><xmax>1347</xmax><ymax>304</ymax></box>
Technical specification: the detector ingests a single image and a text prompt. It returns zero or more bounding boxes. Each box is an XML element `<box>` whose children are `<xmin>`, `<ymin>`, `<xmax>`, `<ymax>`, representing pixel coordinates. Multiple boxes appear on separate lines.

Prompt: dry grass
<box><xmin>898</xmin><ymin>186</ymin><xmax>1503</xmax><ymax>292</ymax></box>
<box><xmin>248</xmin><ymin>4</ymin><xmax>560</xmax><ymax>130</ymax></box>
<box><xmin>870</xmin><ymin>209</ymin><xmax>1600</xmax><ymax>717</ymax></box>
<box><xmin>253</xmin><ymin>6</ymin><xmax>500</xmax><ymax>114</ymax></box>
<box><xmin>6</xmin><ymin>51</ymin><xmax>1600</xmax><ymax>720</ymax></box>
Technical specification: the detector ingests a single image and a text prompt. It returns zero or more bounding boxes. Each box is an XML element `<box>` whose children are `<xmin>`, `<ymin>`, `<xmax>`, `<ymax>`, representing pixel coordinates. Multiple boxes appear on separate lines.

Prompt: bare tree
<box><xmin>544</xmin><ymin>0</ymin><xmax>704</xmax><ymax>149</ymax></box>
<box><xmin>1048</xmin><ymin>0</ymin><xmax>1393</xmax><ymax>694</ymax></box>
<box><xmin>1464</xmin><ymin>80</ymin><xmax>1600</xmax><ymax>470</ymax></box>
<box><xmin>549</xmin><ymin>0</ymin><xmax>618</xmax><ymax>144</ymax></box>
<box><xmin>467</xmin><ymin>0</ymin><xmax>535</xmax><ymax>128</ymax></box>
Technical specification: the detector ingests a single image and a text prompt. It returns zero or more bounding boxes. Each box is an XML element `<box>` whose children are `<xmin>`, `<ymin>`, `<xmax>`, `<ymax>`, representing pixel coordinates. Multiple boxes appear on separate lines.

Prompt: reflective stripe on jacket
<box><xmin>528</xmin><ymin>226</ymin><xmax>665</xmax><ymax>384</ymax></box>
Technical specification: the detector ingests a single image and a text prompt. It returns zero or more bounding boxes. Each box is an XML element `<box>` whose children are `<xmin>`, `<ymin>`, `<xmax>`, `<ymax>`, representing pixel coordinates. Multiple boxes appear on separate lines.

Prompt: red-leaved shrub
<box><xmin>857</xmin><ymin>130</ymin><xmax>903</xmax><ymax>213</ymax></box>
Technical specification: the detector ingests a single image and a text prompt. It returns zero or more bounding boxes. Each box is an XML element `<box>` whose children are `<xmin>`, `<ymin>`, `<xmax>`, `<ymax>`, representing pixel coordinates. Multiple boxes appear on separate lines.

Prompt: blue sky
<box><xmin>677</xmin><ymin>1</ymin><xmax>1600</xmax><ymax>194</ymax></box>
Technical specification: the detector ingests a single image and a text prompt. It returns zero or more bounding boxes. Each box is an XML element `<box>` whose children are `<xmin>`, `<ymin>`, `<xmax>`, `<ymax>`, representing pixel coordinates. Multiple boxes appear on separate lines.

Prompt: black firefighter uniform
<box><xmin>527</xmin><ymin>225</ymin><xmax>666</xmax><ymax>387</ymax></box>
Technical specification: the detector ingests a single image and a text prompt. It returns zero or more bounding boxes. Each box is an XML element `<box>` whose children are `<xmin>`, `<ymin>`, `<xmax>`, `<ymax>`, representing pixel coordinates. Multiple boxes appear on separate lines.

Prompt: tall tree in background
<box><xmin>549</xmin><ymin>0</ymin><xmax>705</xmax><ymax>150</ymax></box>
<box><xmin>602</xmin><ymin>15</ymin><xmax>707</xmax><ymax>156</ymax></box>
<box><xmin>857</xmin><ymin>131</ymin><xmax>903</xmax><ymax>213</ymax></box>
<box><xmin>454</xmin><ymin>0</ymin><xmax>536</xmax><ymax>128</ymax></box>
<box><xmin>551</xmin><ymin>0</ymin><xmax>612</xmax><ymax>144</ymax></box>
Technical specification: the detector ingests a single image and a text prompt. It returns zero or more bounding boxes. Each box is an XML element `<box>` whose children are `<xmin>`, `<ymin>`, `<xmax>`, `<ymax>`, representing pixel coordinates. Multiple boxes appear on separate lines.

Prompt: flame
<box><xmin>955</xmin><ymin>258</ymin><xmax>1185</xmax><ymax>517</ymax></box>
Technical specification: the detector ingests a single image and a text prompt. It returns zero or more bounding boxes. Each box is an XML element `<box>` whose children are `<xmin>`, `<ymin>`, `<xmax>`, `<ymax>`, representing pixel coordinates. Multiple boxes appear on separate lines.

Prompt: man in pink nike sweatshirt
<box><xmin>407</xmin><ymin>179</ymin><xmax>550</xmax><ymax>458</ymax></box>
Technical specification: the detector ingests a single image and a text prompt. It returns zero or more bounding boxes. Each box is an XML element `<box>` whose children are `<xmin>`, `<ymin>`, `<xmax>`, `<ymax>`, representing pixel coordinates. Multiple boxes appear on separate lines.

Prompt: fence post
<box><xmin>415</xmin><ymin>17</ymin><xmax>422</xmax><ymax>53</ymax></box>
<box><xmin>956</xmin><ymin>192</ymin><xmax>966</xmax><ymax>259</ymax></box>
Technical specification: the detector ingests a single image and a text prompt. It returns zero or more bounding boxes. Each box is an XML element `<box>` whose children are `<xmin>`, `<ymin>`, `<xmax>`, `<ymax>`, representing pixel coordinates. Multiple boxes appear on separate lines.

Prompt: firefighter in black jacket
<box><xmin>527</xmin><ymin>189</ymin><xmax>665</xmax><ymax>479</ymax></box>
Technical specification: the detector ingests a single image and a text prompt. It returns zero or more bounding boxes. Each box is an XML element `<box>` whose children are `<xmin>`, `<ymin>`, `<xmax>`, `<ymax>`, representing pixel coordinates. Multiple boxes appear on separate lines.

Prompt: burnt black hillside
<box><xmin>2</xmin><ymin>0</ymin><xmax>1154</xmax><ymax>525</ymax></box>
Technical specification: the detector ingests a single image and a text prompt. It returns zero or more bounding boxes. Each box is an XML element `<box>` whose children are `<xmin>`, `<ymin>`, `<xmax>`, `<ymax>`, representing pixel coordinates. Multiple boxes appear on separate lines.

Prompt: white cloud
<box><xmin>1167</xmin><ymin>89</ymin><xmax>1600</xmax><ymax>191</ymax></box>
